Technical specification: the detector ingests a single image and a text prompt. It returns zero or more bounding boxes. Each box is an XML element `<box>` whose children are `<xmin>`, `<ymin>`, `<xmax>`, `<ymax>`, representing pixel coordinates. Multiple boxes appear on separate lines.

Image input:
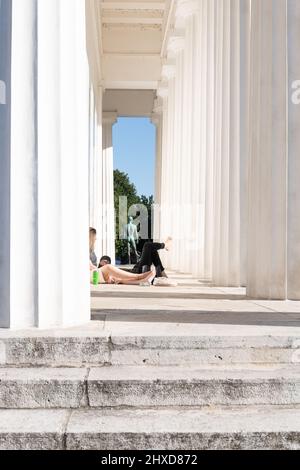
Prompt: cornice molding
<box><xmin>161</xmin><ymin>62</ymin><xmax>176</xmax><ymax>81</ymax></box>
<box><xmin>167</xmin><ymin>31</ymin><xmax>185</xmax><ymax>57</ymax></box>
<box><xmin>102</xmin><ymin>111</ymin><xmax>118</xmax><ymax>126</ymax></box>
<box><xmin>157</xmin><ymin>83</ymin><xmax>169</xmax><ymax>99</ymax></box>
<box><xmin>176</xmin><ymin>0</ymin><xmax>200</xmax><ymax>19</ymax></box>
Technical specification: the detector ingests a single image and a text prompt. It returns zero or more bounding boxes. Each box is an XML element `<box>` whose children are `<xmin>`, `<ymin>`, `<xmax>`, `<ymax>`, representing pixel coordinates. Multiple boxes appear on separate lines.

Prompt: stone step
<box><xmin>1</xmin><ymin>323</ymin><xmax>299</xmax><ymax>366</ymax></box>
<box><xmin>0</xmin><ymin>365</ymin><xmax>299</xmax><ymax>409</ymax></box>
<box><xmin>0</xmin><ymin>406</ymin><xmax>299</xmax><ymax>450</ymax></box>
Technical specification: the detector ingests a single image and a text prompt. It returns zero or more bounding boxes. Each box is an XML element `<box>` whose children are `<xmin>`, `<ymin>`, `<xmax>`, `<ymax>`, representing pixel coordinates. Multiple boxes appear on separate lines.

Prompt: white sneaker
<box><xmin>153</xmin><ymin>277</ymin><xmax>178</xmax><ymax>287</ymax></box>
<box><xmin>139</xmin><ymin>280</ymin><xmax>152</xmax><ymax>286</ymax></box>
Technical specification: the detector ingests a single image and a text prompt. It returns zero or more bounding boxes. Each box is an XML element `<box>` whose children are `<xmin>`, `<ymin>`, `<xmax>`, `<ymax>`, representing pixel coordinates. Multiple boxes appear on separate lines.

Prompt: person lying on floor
<box><xmin>99</xmin><ymin>238</ymin><xmax>176</xmax><ymax>286</ymax></box>
<box><xmin>89</xmin><ymin>227</ymin><xmax>154</xmax><ymax>285</ymax></box>
<box><xmin>90</xmin><ymin>262</ymin><xmax>154</xmax><ymax>285</ymax></box>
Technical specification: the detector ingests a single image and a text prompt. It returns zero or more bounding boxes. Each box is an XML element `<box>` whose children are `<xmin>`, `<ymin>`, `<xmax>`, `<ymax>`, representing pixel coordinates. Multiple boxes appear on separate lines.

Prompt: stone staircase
<box><xmin>0</xmin><ymin>317</ymin><xmax>300</xmax><ymax>449</ymax></box>
<box><xmin>0</xmin><ymin>278</ymin><xmax>300</xmax><ymax>449</ymax></box>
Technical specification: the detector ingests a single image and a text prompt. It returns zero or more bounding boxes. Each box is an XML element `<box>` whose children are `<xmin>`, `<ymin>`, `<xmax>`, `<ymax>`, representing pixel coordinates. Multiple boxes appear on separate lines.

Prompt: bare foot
<box><xmin>140</xmin><ymin>269</ymin><xmax>156</xmax><ymax>286</ymax></box>
<box><xmin>108</xmin><ymin>276</ymin><xmax>121</xmax><ymax>285</ymax></box>
<box><xmin>137</xmin><ymin>271</ymin><xmax>152</xmax><ymax>281</ymax></box>
<box><xmin>164</xmin><ymin>237</ymin><xmax>173</xmax><ymax>251</ymax></box>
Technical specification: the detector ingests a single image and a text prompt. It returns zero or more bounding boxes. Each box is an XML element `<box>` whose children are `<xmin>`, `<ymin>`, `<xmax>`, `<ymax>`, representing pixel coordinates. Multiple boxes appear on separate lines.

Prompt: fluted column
<box><xmin>204</xmin><ymin>0</ymin><xmax>215</xmax><ymax>281</ymax></box>
<box><xmin>88</xmin><ymin>86</ymin><xmax>96</xmax><ymax>227</ymax></box>
<box><xmin>102</xmin><ymin>112</ymin><xmax>117</xmax><ymax>263</ymax></box>
<box><xmin>1</xmin><ymin>0</ymin><xmax>38</xmax><ymax>328</ymax></box>
<box><xmin>247</xmin><ymin>0</ymin><xmax>287</xmax><ymax>299</ymax></box>
<box><xmin>59</xmin><ymin>0</ymin><xmax>90</xmax><ymax>325</ymax></box>
<box><xmin>157</xmin><ymin>61</ymin><xmax>177</xmax><ymax>269</ymax></box>
<box><xmin>212</xmin><ymin>0</ymin><xmax>241</xmax><ymax>287</ymax></box>
<box><xmin>212</xmin><ymin>0</ymin><xmax>224</xmax><ymax>284</ymax></box>
<box><xmin>37</xmin><ymin>0</ymin><xmax>63</xmax><ymax>326</ymax></box>
<box><xmin>228</xmin><ymin>0</ymin><xmax>241</xmax><ymax>285</ymax></box>
<box><xmin>1</xmin><ymin>0</ymin><xmax>91</xmax><ymax>328</ymax></box>
<box><xmin>174</xmin><ymin>0</ymin><xmax>201</xmax><ymax>275</ymax></box>
<box><xmin>0</xmin><ymin>0</ymin><xmax>11</xmax><ymax>325</ymax></box>
<box><xmin>239</xmin><ymin>0</ymin><xmax>251</xmax><ymax>287</ymax></box>
<box><xmin>89</xmin><ymin>85</ymin><xmax>104</xmax><ymax>258</ymax></box>
<box><xmin>193</xmin><ymin>0</ymin><xmax>206</xmax><ymax>278</ymax></box>
<box><xmin>156</xmin><ymin>84</ymin><xmax>169</xmax><ymax>258</ymax></box>
<box><xmin>151</xmin><ymin>101</ymin><xmax>163</xmax><ymax>241</ymax></box>
<box><xmin>165</xmin><ymin>75</ymin><xmax>176</xmax><ymax>270</ymax></box>
<box><xmin>166</xmin><ymin>34</ymin><xmax>185</xmax><ymax>271</ymax></box>
<box><xmin>287</xmin><ymin>0</ymin><xmax>300</xmax><ymax>299</ymax></box>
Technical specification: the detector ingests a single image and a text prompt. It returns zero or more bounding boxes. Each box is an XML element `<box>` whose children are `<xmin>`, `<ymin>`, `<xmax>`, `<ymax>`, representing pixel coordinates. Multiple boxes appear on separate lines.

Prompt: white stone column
<box><xmin>193</xmin><ymin>0</ymin><xmax>207</xmax><ymax>279</ymax></box>
<box><xmin>1</xmin><ymin>0</ymin><xmax>92</xmax><ymax>328</ymax></box>
<box><xmin>247</xmin><ymin>0</ymin><xmax>287</xmax><ymax>299</ymax></box>
<box><xmin>212</xmin><ymin>0</ymin><xmax>241</xmax><ymax>287</ymax></box>
<box><xmin>151</xmin><ymin>102</ymin><xmax>163</xmax><ymax>241</ymax></box>
<box><xmin>89</xmin><ymin>85</ymin><xmax>104</xmax><ymax>259</ymax></box>
<box><xmin>11</xmin><ymin>0</ymin><xmax>38</xmax><ymax>327</ymax></box>
<box><xmin>0</xmin><ymin>0</ymin><xmax>12</xmax><ymax>327</ymax></box>
<box><xmin>204</xmin><ymin>0</ymin><xmax>215</xmax><ymax>281</ymax></box>
<box><xmin>157</xmin><ymin>64</ymin><xmax>177</xmax><ymax>270</ymax></box>
<box><xmin>164</xmin><ymin>76</ymin><xmax>176</xmax><ymax>270</ymax></box>
<box><xmin>228</xmin><ymin>0</ymin><xmax>241</xmax><ymax>286</ymax></box>
<box><xmin>212</xmin><ymin>0</ymin><xmax>224</xmax><ymax>284</ymax></box>
<box><xmin>102</xmin><ymin>112</ymin><xmax>117</xmax><ymax>263</ymax></box>
<box><xmin>88</xmin><ymin>85</ymin><xmax>95</xmax><ymax>227</ymax></box>
<box><xmin>156</xmin><ymin>84</ymin><xmax>169</xmax><ymax>260</ymax></box>
<box><xmin>59</xmin><ymin>0</ymin><xmax>90</xmax><ymax>325</ymax></box>
<box><xmin>37</xmin><ymin>0</ymin><xmax>63</xmax><ymax>327</ymax></box>
<box><xmin>287</xmin><ymin>0</ymin><xmax>300</xmax><ymax>300</ymax></box>
<box><xmin>172</xmin><ymin>2</ymin><xmax>200</xmax><ymax>275</ymax></box>
<box><xmin>167</xmin><ymin>34</ymin><xmax>185</xmax><ymax>272</ymax></box>
<box><xmin>239</xmin><ymin>0</ymin><xmax>251</xmax><ymax>287</ymax></box>
<box><xmin>0</xmin><ymin>0</ymin><xmax>38</xmax><ymax>328</ymax></box>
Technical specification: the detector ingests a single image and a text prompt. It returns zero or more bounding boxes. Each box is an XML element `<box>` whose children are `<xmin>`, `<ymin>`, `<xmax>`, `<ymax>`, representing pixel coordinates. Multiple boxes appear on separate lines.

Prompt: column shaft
<box><xmin>239</xmin><ymin>0</ymin><xmax>251</xmax><ymax>287</ymax></box>
<box><xmin>1</xmin><ymin>0</ymin><xmax>92</xmax><ymax>328</ymax></box>
<box><xmin>228</xmin><ymin>0</ymin><xmax>241</xmax><ymax>285</ymax></box>
<box><xmin>152</xmin><ymin>110</ymin><xmax>163</xmax><ymax>241</ymax></box>
<box><xmin>191</xmin><ymin>2</ymin><xmax>205</xmax><ymax>278</ymax></box>
<box><xmin>102</xmin><ymin>113</ymin><xmax>117</xmax><ymax>263</ymax></box>
<box><xmin>0</xmin><ymin>0</ymin><xmax>11</xmax><ymax>326</ymax></box>
<box><xmin>287</xmin><ymin>0</ymin><xmax>300</xmax><ymax>299</ymax></box>
<box><xmin>7</xmin><ymin>0</ymin><xmax>38</xmax><ymax>328</ymax></box>
<box><xmin>59</xmin><ymin>0</ymin><xmax>90</xmax><ymax>324</ymax></box>
<box><xmin>204</xmin><ymin>0</ymin><xmax>215</xmax><ymax>281</ymax></box>
<box><xmin>212</xmin><ymin>0</ymin><xmax>241</xmax><ymax>287</ymax></box>
<box><xmin>247</xmin><ymin>0</ymin><xmax>287</xmax><ymax>299</ymax></box>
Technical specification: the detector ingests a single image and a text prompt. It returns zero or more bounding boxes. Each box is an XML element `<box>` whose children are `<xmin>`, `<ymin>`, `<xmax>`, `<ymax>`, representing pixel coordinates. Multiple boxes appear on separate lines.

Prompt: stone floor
<box><xmin>91</xmin><ymin>270</ymin><xmax>300</xmax><ymax>335</ymax></box>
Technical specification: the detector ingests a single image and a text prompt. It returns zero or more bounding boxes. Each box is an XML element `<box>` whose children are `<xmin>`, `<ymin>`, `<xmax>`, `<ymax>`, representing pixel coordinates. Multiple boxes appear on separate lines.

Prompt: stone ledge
<box><xmin>1</xmin><ymin>406</ymin><xmax>300</xmax><ymax>450</ymax></box>
<box><xmin>0</xmin><ymin>333</ymin><xmax>300</xmax><ymax>366</ymax></box>
<box><xmin>0</xmin><ymin>365</ymin><xmax>299</xmax><ymax>408</ymax></box>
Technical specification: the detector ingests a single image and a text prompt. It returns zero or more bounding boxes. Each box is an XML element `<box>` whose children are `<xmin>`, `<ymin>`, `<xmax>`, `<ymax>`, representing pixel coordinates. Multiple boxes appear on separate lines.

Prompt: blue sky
<box><xmin>113</xmin><ymin>117</ymin><xmax>155</xmax><ymax>197</ymax></box>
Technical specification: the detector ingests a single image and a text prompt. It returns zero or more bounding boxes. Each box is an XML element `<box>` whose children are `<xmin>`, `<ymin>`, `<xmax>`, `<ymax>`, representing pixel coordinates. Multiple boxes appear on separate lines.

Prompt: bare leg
<box><xmin>99</xmin><ymin>264</ymin><xmax>151</xmax><ymax>283</ymax></box>
<box><xmin>117</xmin><ymin>270</ymin><xmax>155</xmax><ymax>285</ymax></box>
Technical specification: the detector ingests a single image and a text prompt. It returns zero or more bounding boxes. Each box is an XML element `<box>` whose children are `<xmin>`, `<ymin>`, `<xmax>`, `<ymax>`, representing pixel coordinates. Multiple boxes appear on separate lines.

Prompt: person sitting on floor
<box><xmin>130</xmin><ymin>237</ymin><xmax>172</xmax><ymax>278</ymax></box>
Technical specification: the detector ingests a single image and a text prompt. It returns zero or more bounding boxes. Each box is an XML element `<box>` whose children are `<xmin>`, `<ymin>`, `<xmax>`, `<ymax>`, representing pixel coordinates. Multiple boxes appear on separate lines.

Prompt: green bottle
<box><xmin>92</xmin><ymin>270</ymin><xmax>99</xmax><ymax>285</ymax></box>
